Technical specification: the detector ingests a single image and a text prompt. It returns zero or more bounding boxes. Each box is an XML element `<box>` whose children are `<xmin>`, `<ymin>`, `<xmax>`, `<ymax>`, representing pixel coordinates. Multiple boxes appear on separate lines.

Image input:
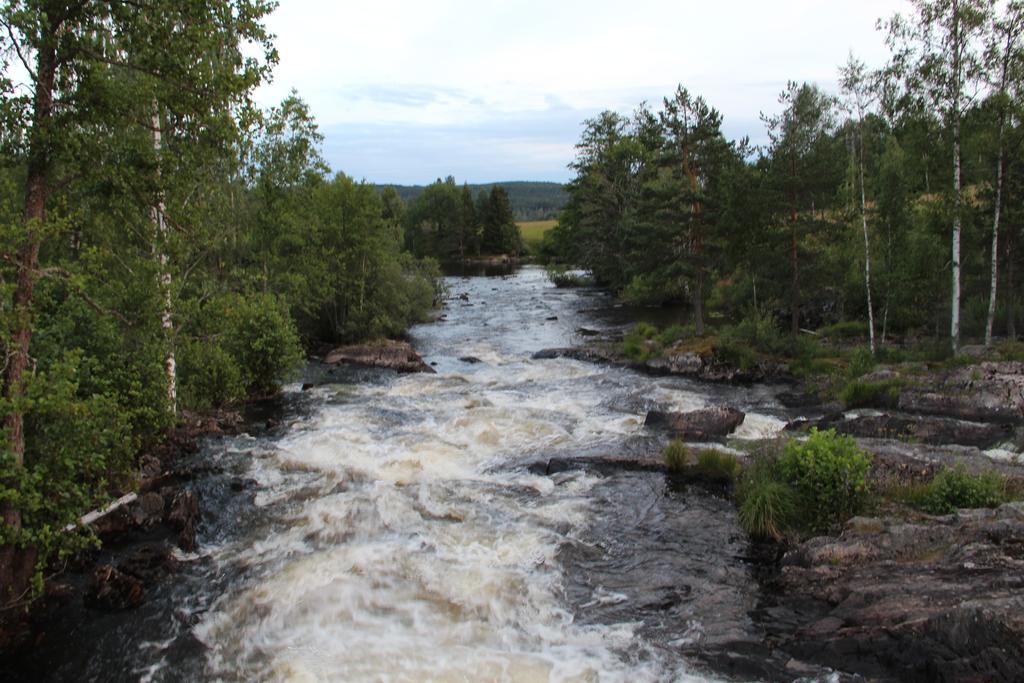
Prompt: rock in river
<box><xmin>644</xmin><ymin>407</ymin><xmax>746</xmax><ymax>440</ymax></box>
<box><xmin>324</xmin><ymin>340</ymin><xmax>435</xmax><ymax>374</ymax></box>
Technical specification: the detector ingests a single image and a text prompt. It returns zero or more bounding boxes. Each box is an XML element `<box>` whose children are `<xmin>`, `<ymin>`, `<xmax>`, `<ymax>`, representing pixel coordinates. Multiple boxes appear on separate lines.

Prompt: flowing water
<box><xmin>18</xmin><ymin>266</ymin><xmax>804</xmax><ymax>682</ymax></box>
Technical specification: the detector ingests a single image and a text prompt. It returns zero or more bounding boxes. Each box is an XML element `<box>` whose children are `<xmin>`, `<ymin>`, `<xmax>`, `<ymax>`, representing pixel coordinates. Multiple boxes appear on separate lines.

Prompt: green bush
<box><xmin>546</xmin><ymin>267</ymin><xmax>594</xmax><ymax>288</ymax></box>
<box><xmin>623</xmin><ymin>322</ymin><xmax>660</xmax><ymax>361</ymax></box>
<box><xmin>713</xmin><ymin>340</ymin><xmax>759</xmax><ymax>371</ymax></box>
<box><xmin>179</xmin><ymin>292</ymin><xmax>304</xmax><ymax>408</ymax></box>
<box><xmin>178</xmin><ymin>339</ymin><xmax>246</xmax><ymax>410</ymax></box>
<box><xmin>846</xmin><ymin>346</ymin><xmax>876</xmax><ymax>379</ymax></box>
<box><xmin>662</xmin><ymin>440</ymin><xmax>688</xmax><ymax>471</ymax></box>
<box><xmin>720</xmin><ymin>305</ymin><xmax>784</xmax><ymax>355</ymax></box>
<box><xmin>219</xmin><ymin>293</ymin><xmax>305</xmax><ymax>397</ymax></box>
<box><xmin>737</xmin><ymin>456</ymin><xmax>796</xmax><ymax>541</ymax></box>
<box><xmin>656</xmin><ymin>324</ymin><xmax>691</xmax><ymax>347</ymax></box>
<box><xmin>839</xmin><ymin>379</ymin><xmax>902</xmax><ymax>409</ymax></box>
<box><xmin>779</xmin><ymin>429</ymin><xmax>872</xmax><ymax>531</ymax></box>
<box><xmin>694</xmin><ymin>449</ymin><xmax>741</xmax><ymax>482</ymax></box>
<box><xmin>916</xmin><ymin>465</ymin><xmax>1007</xmax><ymax>515</ymax></box>
<box><xmin>819</xmin><ymin>320</ymin><xmax>869</xmax><ymax>339</ymax></box>
<box><xmin>1</xmin><ymin>352</ymin><xmax>137</xmax><ymax>588</ymax></box>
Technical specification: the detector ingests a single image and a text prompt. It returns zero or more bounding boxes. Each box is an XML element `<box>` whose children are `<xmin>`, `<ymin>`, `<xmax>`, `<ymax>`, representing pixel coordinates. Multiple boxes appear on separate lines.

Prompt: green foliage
<box><xmin>915</xmin><ymin>466</ymin><xmax>1008</xmax><ymax>515</ymax></box>
<box><xmin>656</xmin><ymin>324</ymin><xmax>690</xmax><ymax>347</ymax></box>
<box><xmin>840</xmin><ymin>379</ymin><xmax>903</xmax><ymax>408</ymax></box>
<box><xmin>623</xmin><ymin>322</ymin><xmax>660</xmax><ymax>361</ymax></box>
<box><xmin>779</xmin><ymin>429</ymin><xmax>872</xmax><ymax>531</ymax></box>
<box><xmin>694</xmin><ymin>449</ymin><xmax>742</xmax><ymax>482</ymax></box>
<box><xmin>1</xmin><ymin>352</ymin><xmax>137</xmax><ymax>578</ymax></box>
<box><xmin>846</xmin><ymin>346</ymin><xmax>877</xmax><ymax>379</ymax></box>
<box><xmin>737</xmin><ymin>455</ymin><xmax>796</xmax><ymax>541</ymax></box>
<box><xmin>662</xmin><ymin>440</ymin><xmax>689</xmax><ymax>471</ymax></box>
<box><xmin>819</xmin><ymin>320</ymin><xmax>869</xmax><ymax>339</ymax></box>
<box><xmin>545</xmin><ymin>266</ymin><xmax>594</xmax><ymax>288</ymax></box>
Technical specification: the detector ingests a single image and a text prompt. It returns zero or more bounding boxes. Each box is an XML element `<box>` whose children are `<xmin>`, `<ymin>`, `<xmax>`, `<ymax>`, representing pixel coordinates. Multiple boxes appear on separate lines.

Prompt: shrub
<box><xmin>656</xmin><ymin>324</ymin><xmax>691</xmax><ymax>348</ymax></box>
<box><xmin>917</xmin><ymin>465</ymin><xmax>1007</xmax><ymax>515</ymax></box>
<box><xmin>737</xmin><ymin>456</ymin><xmax>795</xmax><ymax>541</ymax></box>
<box><xmin>779</xmin><ymin>429</ymin><xmax>872</xmax><ymax>531</ymax></box>
<box><xmin>694</xmin><ymin>449</ymin><xmax>742</xmax><ymax>482</ymax></box>
<box><xmin>839</xmin><ymin>379</ymin><xmax>902</xmax><ymax>409</ymax></box>
<box><xmin>546</xmin><ymin>266</ymin><xmax>594</xmax><ymax>288</ymax></box>
<box><xmin>219</xmin><ymin>293</ymin><xmax>305</xmax><ymax>397</ymax></box>
<box><xmin>662</xmin><ymin>440</ymin><xmax>688</xmax><ymax>471</ymax></box>
<box><xmin>623</xmin><ymin>322</ymin><xmax>660</xmax><ymax>361</ymax></box>
<box><xmin>846</xmin><ymin>346</ymin><xmax>876</xmax><ymax>379</ymax></box>
<box><xmin>819</xmin><ymin>320</ymin><xmax>869</xmax><ymax>339</ymax></box>
<box><xmin>178</xmin><ymin>339</ymin><xmax>246</xmax><ymax>410</ymax></box>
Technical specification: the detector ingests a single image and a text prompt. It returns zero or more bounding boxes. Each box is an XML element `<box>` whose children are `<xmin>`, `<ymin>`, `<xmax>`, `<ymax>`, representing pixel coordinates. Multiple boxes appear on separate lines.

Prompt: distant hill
<box><xmin>376</xmin><ymin>181</ymin><xmax>567</xmax><ymax>221</ymax></box>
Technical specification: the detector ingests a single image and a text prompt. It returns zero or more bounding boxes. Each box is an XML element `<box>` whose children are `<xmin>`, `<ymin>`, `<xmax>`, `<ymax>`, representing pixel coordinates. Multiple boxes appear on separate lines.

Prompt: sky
<box><xmin>255</xmin><ymin>0</ymin><xmax>907</xmax><ymax>185</ymax></box>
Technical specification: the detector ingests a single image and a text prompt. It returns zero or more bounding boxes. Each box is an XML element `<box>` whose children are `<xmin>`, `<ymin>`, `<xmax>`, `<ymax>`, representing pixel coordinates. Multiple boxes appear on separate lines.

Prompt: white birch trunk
<box><xmin>152</xmin><ymin>106</ymin><xmax>177</xmax><ymax>412</ymax></box>
<box><xmin>950</xmin><ymin>4</ymin><xmax>963</xmax><ymax>355</ymax></box>
<box><xmin>858</xmin><ymin>120</ymin><xmax>876</xmax><ymax>355</ymax></box>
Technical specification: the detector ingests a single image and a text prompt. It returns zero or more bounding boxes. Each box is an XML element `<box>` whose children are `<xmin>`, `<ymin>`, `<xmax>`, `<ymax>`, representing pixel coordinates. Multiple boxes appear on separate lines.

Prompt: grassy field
<box><xmin>517</xmin><ymin>219</ymin><xmax>557</xmax><ymax>251</ymax></box>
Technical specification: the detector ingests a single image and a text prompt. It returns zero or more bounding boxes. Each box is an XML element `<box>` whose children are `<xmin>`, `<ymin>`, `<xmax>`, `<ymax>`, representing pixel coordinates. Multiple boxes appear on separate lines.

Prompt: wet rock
<box><xmin>898</xmin><ymin>361</ymin><xmax>1024</xmax><ymax>424</ymax></box>
<box><xmin>546</xmin><ymin>316</ymin><xmax>558</xmax><ymax>321</ymax></box>
<box><xmin>325</xmin><ymin>340</ymin><xmax>435</xmax><ymax>374</ymax></box>
<box><xmin>644</xmin><ymin>407</ymin><xmax>746</xmax><ymax>440</ymax></box>
<box><xmin>458</xmin><ymin>356</ymin><xmax>483</xmax><ymax>364</ymax></box>
<box><xmin>85</xmin><ymin>565</ymin><xmax>144</xmax><ymax>611</ymax></box>
<box><xmin>787</xmin><ymin>412</ymin><xmax>1013</xmax><ymax>449</ymax></box>
<box><xmin>129</xmin><ymin>492</ymin><xmax>165</xmax><ymax>529</ymax></box>
<box><xmin>761</xmin><ymin>503</ymin><xmax>1024</xmax><ymax>682</ymax></box>
<box><xmin>118</xmin><ymin>544</ymin><xmax>179</xmax><ymax>583</ymax></box>
<box><xmin>167</xmin><ymin>490</ymin><xmax>200</xmax><ymax>552</ymax></box>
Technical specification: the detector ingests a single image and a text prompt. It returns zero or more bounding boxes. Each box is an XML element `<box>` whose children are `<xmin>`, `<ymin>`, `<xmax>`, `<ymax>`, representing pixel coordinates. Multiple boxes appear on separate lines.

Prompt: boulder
<box><xmin>167</xmin><ymin>489</ymin><xmax>200</xmax><ymax>551</ymax></box>
<box><xmin>644</xmin><ymin>407</ymin><xmax>746</xmax><ymax>440</ymax></box>
<box><xmin>325</xmin><ymin>340</ymin><xmax>435</xmax><ymax>374</ymax></box>
<box><xmin>85</xmin><ymin>565</ymin><xmax>144</xmax><ymax>611</ymax></box>
<box><xmin>787</xmin><ymin>413</ymin><xmax>1014</xmax><ymax>450</ymax></box>
<box><xmin>898</xmin><ymin>361</ymin><xmax>1024</xmax><ymax>424</ymax></box>
<box><xmin>761</xmin><ymin>503</ymin><xmax>1024</xmax><ymax>681</ymax></box>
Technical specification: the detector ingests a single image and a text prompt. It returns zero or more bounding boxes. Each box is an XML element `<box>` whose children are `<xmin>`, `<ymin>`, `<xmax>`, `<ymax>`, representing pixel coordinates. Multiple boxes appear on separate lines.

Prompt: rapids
<box><xmin>22</xmin><ymin>266</ymin><xmax>804</xmax><ymax>682</ymax></box>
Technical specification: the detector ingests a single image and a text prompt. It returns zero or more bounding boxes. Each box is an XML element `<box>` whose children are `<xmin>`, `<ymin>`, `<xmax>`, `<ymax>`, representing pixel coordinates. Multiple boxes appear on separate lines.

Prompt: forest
<box><xmin>378</xmin><ymin>181</ymin><xmax>567</xmax><ymax>221</ymax></box>
<box><xmin>1</xmin><ymin>0</ymin><xmax>1022</xmax><ymax>624</ymax></box>
<box><xmin>546</xmin><ymin>0</ymin><xmax>1023</xmax><ymax>359</ymax></box>
<box><xmin>0</xmin><ymin>2</ymin><xmax>439</xmax><ymax>603</ymax></box>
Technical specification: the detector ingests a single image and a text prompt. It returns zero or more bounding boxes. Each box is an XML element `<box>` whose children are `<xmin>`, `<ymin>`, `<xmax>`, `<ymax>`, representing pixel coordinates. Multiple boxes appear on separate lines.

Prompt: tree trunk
<box><xmin>1</xmin><ymin>35</ymin><xmax>57</xmax><ymax>605</ymax></box>
<box><xmin>950</xmin><ymin>4</ymin><xmax>963</xmax><ymax>354</ymax></box>
<box><xmin>151</xmin><ymin>106</ymin><xmax>176</xmax><ymax>413</ymax></box>
<box><xmin>1009</xmin><ymin>231</ymin><xmax>1017</xmax><ymax>340</ymax></box>
<box><xmin>858</xmin><ymin>120</ymin><xmax>876</xmax><ymax>354</ymax></box>
<box><xmin>790</xmin><ymin>217</ymin><xmax>800</xmax><ymax>335</ymax></box>
<box><xmin>986</xmin><ymin>124</ymin><xmax>1005</xmax><ymax>348</ymax></box>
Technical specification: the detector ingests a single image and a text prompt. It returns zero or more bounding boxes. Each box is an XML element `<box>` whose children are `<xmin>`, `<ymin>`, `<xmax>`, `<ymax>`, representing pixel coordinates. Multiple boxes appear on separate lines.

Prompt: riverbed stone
<box><xmin>761</xmin><ymin>502</ymin><xmax>1024</xmax><ymax>682</ymax></box>
<box><xmin>325</xmin><ymin>339</ymin><xmax>435</xmax><ymax>374</ymax></box>
<box><xmin>644</xmin><ymin>407</ymin><xmax>746</xmax><ymax>440</ymax></box>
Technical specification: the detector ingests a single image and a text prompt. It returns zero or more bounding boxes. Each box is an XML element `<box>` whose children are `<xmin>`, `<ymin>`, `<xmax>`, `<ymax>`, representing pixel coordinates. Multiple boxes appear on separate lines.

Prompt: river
<box><xmin>25</xmin><ymin>266</ymin><xmax>806</xmax><ymax>682</ymax></box>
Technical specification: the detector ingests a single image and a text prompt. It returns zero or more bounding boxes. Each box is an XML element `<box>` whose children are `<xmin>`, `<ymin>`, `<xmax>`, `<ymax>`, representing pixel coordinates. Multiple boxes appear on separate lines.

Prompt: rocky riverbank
<box><xmin>0</xmin><ymin>409</ymin><xmax>248</xmax><ymax>660</ymax></box>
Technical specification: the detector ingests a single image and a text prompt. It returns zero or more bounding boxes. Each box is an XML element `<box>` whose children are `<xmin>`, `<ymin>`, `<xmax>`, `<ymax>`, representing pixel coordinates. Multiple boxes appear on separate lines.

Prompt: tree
<box><xmin>0</xmin><ymin>0</ymin><xmax>276</xmax><ymax>604</ymax></box>
<box><xmin>840</xmin><ymin>54</ymin><xmax>880</xmax><ymax>353</ymax></box>
<box><xmin>983</xmin><ymin>1</ymin><xmax>1024</xmax><ymax>345</ymax></box>
<box><xmin>762</xmin><ymin>82</ymin><xmax>839</xmax><ymax>334</ymax></box>
<box><xmin>654</xmin><ymin>86</ymin><xmax>735</xmax><ymax>334</ymax></box>
<box><xmin>884</xmin><ymin>0</ymin><xmax>993</xmax><ymax>352</ymax></box>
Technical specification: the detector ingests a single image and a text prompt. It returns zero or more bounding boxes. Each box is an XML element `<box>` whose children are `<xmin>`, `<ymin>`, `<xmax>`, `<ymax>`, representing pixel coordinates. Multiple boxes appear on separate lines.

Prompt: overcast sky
<box><xmin>255</xmin><ymin>0</ymin><xmax>906</xmax><ymax>185</ymax></box>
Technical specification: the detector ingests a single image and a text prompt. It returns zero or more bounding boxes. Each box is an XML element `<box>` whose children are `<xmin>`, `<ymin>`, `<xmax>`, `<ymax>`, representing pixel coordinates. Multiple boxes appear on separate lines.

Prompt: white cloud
<box><xmin>257</xmin><ymin>0</ymin><xmax>908</xmax><ymax>182</ymax></box>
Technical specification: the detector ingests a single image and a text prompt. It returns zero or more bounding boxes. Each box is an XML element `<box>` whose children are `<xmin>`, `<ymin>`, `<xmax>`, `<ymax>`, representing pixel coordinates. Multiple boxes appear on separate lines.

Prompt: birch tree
<box><xmin>883</xmin><ymin>0</ymin><xmax>993</xmax><ymax>353</ymax></box>
<box><xmin>984</xmin><ymin>1</ymin><xmax>1024</xmax><ymax>346</ymax></box>
<box><xmin>840</xmin><ymin>54</ymin><xmax>879</xmax><ymax>354</ymax></box>
<box><xmin>0</xmin><ymin>0</ymin><xmax>275</xmax><ymax>605</ymax></box>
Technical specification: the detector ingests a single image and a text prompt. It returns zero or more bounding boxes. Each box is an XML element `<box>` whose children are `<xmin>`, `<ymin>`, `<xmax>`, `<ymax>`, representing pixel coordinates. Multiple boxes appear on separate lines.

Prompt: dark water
<box><xmin>11</xmin><ymin>266</ymin><xmax>815</xmax><ymax>682</ymax></box>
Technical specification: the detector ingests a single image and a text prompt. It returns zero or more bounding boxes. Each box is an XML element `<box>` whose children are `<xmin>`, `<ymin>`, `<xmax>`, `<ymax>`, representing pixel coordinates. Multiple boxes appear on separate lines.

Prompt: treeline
<box><xmin>0</xmin><ymin>3</ymin><xmax>436</xmax><ymax>600</ymax></box>
<box><xmin>401</xmin><ymin>177</ymin><xmax>524</xmax><ymax>260</ymax></box>
<box><xmin>547</xmin><ymin>0</ymin><xmax>1023</xmax><ymax>353</ymax></box>
<box><xmin>379</xmin><ymin>181</ymin><xmax>567</xmax><ymax>221</ymax></box>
